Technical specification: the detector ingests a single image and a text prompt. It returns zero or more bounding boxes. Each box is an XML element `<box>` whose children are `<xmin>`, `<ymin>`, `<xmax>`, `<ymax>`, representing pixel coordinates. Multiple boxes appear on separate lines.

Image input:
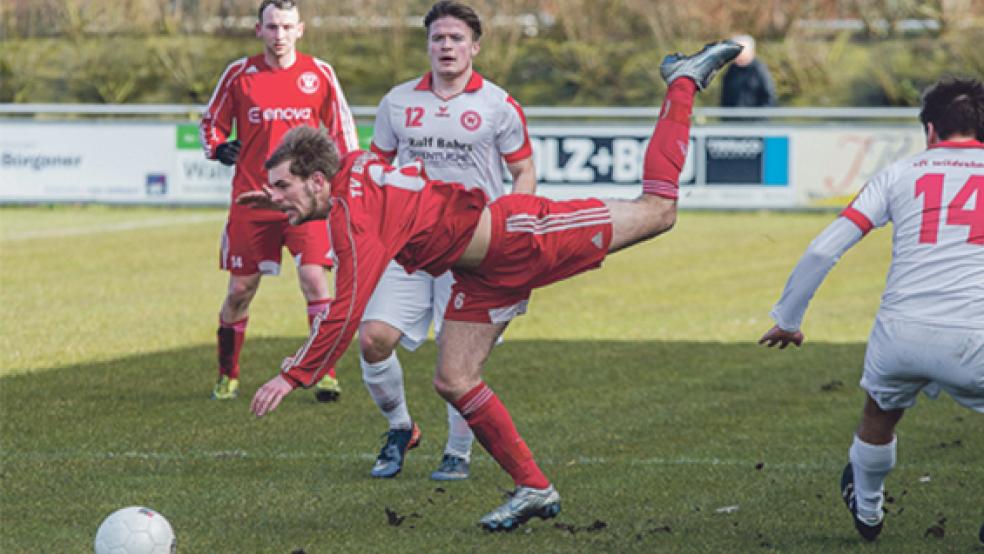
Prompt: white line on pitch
<box><xmin>2</xmin><ymin>450</ymin><xmax>977</xmax><ymax>473</ymax></box>
<box><xmin>2</xmin><ymin>213</ymin><xmax>227</xmax><ymax>241</ymax></box>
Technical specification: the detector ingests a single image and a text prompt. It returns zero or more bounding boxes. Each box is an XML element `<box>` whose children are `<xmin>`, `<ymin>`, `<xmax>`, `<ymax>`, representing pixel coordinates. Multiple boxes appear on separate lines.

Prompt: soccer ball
<box><xmin>94</xmin><ymin>506</ymin><xmax>176</xmax><ymax>554</ymax></box>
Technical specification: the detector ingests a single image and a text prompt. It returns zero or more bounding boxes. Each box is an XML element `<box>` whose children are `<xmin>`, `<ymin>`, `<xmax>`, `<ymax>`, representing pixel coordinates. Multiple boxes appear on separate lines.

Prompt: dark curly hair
<box><xmin>424</xmin><ymin>1</ymin><xmax>482</xmax><ymax>40</ymax></box>
<box><xmin>919</xmin><ymin>77</ymin><xmax>984</xmax><ymax>141</ymax></box>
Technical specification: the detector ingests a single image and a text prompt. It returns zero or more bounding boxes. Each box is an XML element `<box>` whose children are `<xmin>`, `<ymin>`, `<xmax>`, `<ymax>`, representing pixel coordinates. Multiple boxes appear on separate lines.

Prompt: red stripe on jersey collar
<box><xmin>414</xmin><ymin>71</ymin><xmax>485</xmax><ymax>94</ymax></box>
<box><xmin>929</xmin><ymin>139</ymin><xmax>984</xmax><ymax>149</ymax></box>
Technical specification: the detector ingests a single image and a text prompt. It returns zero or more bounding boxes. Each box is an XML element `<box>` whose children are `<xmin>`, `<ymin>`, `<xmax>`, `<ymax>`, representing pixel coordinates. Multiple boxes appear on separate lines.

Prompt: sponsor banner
<box><xmin>0</xmin><ymin>121</ymin><xmax>233</xmax><ymax>204</ymax></box>
<box><xmin>529</xmin><ymin>126</ymin><xmax>793</xmax><ymax>208</ymax></box>
<box><xmin>0</xmin><ymin>122</ymin><xmax>175</xmax><ymax>203</ymax></box>
<box><xmin>0</xmin><ymin>120</ymin><xmax>923</xmax><ymax>208</ymax></box>
<box><xmin>791</xmin><ymin>126</ymin><xmax>924</xmax><ymax>207</ymax></box>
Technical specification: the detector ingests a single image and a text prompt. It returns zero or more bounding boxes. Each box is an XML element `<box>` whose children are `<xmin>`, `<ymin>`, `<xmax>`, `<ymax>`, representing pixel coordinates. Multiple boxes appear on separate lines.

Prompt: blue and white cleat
<box><xmin>370</xmin><ymin>423</ymin><xmax>421</xmax><ymax>478</ymax></box>
<box><xmin>840</xmin><ymin>463</ymin><xmax>884</xmax><ymax>542</ymax></box>
<box><xmin>430</xmin><ymin>454</ymin><xmax>470</xmax><ymax>481</ymax></box>
<box><xmin>479</xmin><ymin>485</ymin><xmax>561</xmax><ymax>532</ymax></box>
<box><xmin>659</xmin><ymin>40</ymin><xmax>743</xmax><ymax>90</ymax></box>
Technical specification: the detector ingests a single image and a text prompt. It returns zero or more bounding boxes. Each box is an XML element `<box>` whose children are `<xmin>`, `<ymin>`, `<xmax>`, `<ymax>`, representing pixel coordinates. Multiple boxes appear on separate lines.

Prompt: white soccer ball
<box><xmin>94</xmin><ymin>506</ymin><xmax>176</xmax><ymax>554</ymax></box>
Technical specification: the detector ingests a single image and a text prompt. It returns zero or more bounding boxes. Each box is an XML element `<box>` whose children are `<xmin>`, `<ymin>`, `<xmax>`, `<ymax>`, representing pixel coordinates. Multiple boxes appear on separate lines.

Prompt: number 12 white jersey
<box><xmin>841</xmin><ymin>140</ymin><xmax>984</xmax><ymax>327</ymax></box>
<box><xmin>371</xmin><ymin>71</ymin><xmax>532</xmax><ymax>200</ymax></box>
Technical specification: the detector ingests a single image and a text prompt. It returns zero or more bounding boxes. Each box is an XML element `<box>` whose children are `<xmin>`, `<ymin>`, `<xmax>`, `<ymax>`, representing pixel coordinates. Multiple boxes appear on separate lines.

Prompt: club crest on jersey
<box><xmin>297</xmin><ymin>72</ymin><xmax>320</xmax><ymax>94</ymax></box>
<box><xmin>460</xmin><ymin>110</ymin><xmax>482</xmax><ymax>131</ymax></box>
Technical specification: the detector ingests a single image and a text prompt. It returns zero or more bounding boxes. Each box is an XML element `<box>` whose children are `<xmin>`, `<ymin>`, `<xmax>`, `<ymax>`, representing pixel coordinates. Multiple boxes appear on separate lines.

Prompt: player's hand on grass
<box><xmin>215</xmin><ymin>140</ymin><xmax>241</xmax><ymax>166</ymax></box>
<box><xmin>758</xmin><ymin>325</ymin><xmax>804</xmax><ymax>349</ymax></box>
<box><xmin>251</xmin><ymin>374</ymin><xmax>294</xmax><ymax>417</ymax></box>
<box><xmin>235</xmin><ymin>188</ymin><xmax>280</xmax><ymax>211</ymax></box>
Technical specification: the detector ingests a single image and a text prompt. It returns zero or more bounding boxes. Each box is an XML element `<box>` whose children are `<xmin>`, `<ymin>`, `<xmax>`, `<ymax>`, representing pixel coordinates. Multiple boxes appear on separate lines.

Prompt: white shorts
<box><xmin>362</xmin><ymin>260</ymin><xmax>454</xmax><ymax>351</ymax></box>
<box><xmin>861</xmin><ymin>316</ymin><xmax>984</xmax><ymax>412</ymax></box>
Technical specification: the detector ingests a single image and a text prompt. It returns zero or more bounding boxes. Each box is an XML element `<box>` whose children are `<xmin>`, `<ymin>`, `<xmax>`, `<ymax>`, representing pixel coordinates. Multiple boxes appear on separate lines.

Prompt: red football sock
<box><xmin>642</xmin><ymin>78</ymin><xmax>697</xmax><ymax>199</ymax></box>
<box><xmin>453</xmin><ymin>382</ymin><xmax>550</xmax><ymax>489</ymax></box>
<box><xmin>307</xmin><ymin>299</ymin><xmax>336</xmax><ymax>379</ymax></box>
<box><xmin>217</xmin><ymin>317</ymin><xmax>247</xmax><ymax>379</ymax></box>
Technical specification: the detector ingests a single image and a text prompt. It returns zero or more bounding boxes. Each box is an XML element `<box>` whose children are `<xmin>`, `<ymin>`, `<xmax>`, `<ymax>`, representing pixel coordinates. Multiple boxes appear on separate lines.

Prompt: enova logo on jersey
<box><xmin>247</xmin><ymin>106</ymin><xmax>313</xmax><ymax>123</ymax></box>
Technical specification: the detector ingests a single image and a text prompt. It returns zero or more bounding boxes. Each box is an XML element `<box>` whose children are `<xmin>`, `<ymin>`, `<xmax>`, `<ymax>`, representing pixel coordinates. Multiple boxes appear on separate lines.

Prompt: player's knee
<box><xmin>225</xmin><ymin>280</ymin><xmax>258</xmax><ymax>310</ymax></box>
<box><xmin>297</xmin><ymin>269</ymin><xmax>329</xmax><ymax>299</ymax></box>
<box><xmin>432</xmin><ymin>375</ymin><xmax>460</xmax><ymax>401</ymax></box>
<box><xmin>635</xmin><ymin>195</ymin><xmax>677</xmax><ymax>237</ymax></box>
<box><xmin>658</xmin><ymin>207</ymin><xmax>677</xmax><ymax>234</ymax></box>
<box><xmin>359</xmin><ymin>325</ymin><xmax>397</xmax><ymax>363</ymax></box>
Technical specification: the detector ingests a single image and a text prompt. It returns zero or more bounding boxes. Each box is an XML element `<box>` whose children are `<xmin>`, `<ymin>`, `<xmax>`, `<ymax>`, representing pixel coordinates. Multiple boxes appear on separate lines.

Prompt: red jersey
<box><xmin>280</xmin><ymin>151</ymin><xmax>487</xmax><ymax>386</ymax></box>
<box><xmin>201</xmin><ymin>53</ymin><xmax>359</xmax><ymax>220</ymax></box>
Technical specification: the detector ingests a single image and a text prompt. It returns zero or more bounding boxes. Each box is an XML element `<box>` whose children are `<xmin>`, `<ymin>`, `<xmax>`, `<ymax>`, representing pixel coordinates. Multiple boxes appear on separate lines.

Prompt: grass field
<box><xmin>1</xmin><ymin>206</ymin><xmax>981</xmax><ymax>553</ymax></box>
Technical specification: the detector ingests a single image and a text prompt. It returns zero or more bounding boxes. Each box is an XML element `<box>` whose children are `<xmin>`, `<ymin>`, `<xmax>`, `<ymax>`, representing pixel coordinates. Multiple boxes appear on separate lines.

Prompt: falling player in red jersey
<box><xmin>200</xmin><ymin>0</ymin><xmax>358</xmax><ymax>402</ymax></box>
<box><xmin>245</xmin><ymin>41</ymin><xmax>742</xmax><ymax>531</ymax></box>
<box><xmin>760</xmin><ymin>77</ymin><xmax>984</xmax><ymax>542</ymax></box>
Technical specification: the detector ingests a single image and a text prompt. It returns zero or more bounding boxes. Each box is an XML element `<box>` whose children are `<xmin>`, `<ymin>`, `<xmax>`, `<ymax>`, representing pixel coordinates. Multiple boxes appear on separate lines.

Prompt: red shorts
<box><xmin>220</xmin><ymin>214</ymin><xmax>333</xmax><ymax>276</ymax></box>
<box><xmin>445</xmin><ymin>195</ymin><xmax>612</xmax><ymax>323</ymax></box>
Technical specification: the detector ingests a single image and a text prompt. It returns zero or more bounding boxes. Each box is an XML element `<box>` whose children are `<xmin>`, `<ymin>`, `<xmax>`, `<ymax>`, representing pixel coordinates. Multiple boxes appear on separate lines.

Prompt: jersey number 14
<box><xmin>915</xmin><ymin>174</ymin><xmax>984</xmax><ymax>245</ymax></box>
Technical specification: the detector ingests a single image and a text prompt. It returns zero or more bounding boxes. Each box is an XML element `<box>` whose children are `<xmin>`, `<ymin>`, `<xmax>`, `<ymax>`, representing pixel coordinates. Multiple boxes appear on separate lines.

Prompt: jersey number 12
<box><xmin>914</xmin><ymin>174</ymin><xmax>984</xmax><ymax>245</ymax></box>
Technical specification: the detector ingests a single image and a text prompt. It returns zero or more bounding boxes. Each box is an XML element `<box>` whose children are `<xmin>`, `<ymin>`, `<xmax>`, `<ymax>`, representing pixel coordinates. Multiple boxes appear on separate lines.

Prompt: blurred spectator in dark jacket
<box><xmin>720</xmin><ymin>34</ymin><xmax>777</xmax><ymax>109</ymax></box>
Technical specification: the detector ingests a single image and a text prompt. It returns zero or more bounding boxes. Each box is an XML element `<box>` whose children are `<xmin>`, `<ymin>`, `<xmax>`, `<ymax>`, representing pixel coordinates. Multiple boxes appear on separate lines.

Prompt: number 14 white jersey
<box><xmin>841</xmin><ymin>140</ymin><xmax>984</xmax><ymax>327</ymax></box>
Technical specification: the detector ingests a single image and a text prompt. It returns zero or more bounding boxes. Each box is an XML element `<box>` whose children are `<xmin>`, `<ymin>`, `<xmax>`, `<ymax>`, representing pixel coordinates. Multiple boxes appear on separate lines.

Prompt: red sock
<box><xmin>217</xmin><ymin>317</ymin><xmax>247</xmax><ymax>379</ymax></box>
<box><xmin>453</xmin><ymin>382</ymin><xmax>550</xmax><ymax>489</ymax></box>
<box><xmin>642</xmin><ymin>78</ymin><xmax>697</xmax><ymax>199</ymax></box>
<box><xmin>307</xmin><ymin>299</ymin><xmax>336</xmax><ymax>379</ymax></box>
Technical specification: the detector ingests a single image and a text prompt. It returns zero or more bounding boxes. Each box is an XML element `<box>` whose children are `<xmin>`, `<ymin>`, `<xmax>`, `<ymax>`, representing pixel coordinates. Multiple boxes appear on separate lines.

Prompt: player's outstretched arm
<box><xmin>758</xmin><ymin>325</ymin><xmax>804</xmax><ymax>349</ymax></box>
<box><xmin>250</xmin><ymin>374</ymin><xmax>295</xmax><ymax>417</ymax></box>
<box><xmin>235</xmin><ymin>186</ymin><xmax>281</xmax><ymax>211</ymax></box>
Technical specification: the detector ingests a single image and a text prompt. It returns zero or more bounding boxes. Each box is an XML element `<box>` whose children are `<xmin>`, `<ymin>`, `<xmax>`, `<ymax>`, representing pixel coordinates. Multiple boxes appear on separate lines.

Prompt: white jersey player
<box><xmin>358</xmin><ymin>1</ymin><xmax>537</xmax><ymax>481</ymax></box>
<box><xmin>760</xmin><ymin>77</ymin><xmax>984</xmax><ymax>542</ymax></box>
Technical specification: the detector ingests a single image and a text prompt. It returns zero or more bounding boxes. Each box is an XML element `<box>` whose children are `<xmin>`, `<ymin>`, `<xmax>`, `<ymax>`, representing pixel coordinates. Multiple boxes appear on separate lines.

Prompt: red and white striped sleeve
<box><xmin>200</xmin><ymin>58</ymin><xmax>246</xmax><ymax>159</ymax></box>
<box><xmin>314</xmin><ymin>59</ymin><xmax>359</xmax><ymax>155</ymax></box>
<box><xmin>839</xmin><ymin>169</ymin><xmax>893</xmax><ymax>235</ymax></box>
<box><xmin>498</xmin><ymin>95</ymin><xmax>533</xmax><ymax>164</ymax></box>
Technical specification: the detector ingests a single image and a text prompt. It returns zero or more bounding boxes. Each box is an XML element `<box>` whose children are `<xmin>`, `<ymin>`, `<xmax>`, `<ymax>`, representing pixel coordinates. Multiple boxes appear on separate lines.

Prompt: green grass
<box><xmin>1</xmin><ymin>206</ymin><xmax>981</xmax><ymax>553</ymax></box>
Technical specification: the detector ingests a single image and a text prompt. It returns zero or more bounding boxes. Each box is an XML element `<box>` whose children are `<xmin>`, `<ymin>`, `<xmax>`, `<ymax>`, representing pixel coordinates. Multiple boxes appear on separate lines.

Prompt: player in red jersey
<box><xmin>245</xmin><ymin>41</ymin><xmax>742</xmax><ymax>531</ymax></box>
<box><xmin>200</xmin><ymin>0</ymin><xmax>358</xmax><ymax>402</ymax></box>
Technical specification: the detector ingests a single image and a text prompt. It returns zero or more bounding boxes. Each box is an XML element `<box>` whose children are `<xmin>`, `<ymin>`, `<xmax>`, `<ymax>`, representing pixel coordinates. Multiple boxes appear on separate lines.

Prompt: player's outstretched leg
<box><xmin>659</xmin><ymin>40</ymin><xmax>743</xmax><ymax>90</ymax></box>
<box><xmin>840</xmin><ymin>463</ymin><xmax>884</xmax><ymax>541</ymax></box>
<box><xmin>606</xmin><ymin>40</ymin><xmax>741</xmax><ymax>253</ymax></box>
<box><xmin>479</xmin><ymin>485</ymin><xmax>561</xmax><ymax>532</ymax></box>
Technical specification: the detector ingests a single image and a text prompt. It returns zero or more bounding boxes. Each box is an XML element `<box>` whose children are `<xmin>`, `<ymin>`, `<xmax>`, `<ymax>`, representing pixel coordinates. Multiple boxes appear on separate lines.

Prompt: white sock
<box><xmin>361</xmin><ymin>352</ymin><xmax>411</xmax><ymax>430</ymax></box>
<box><xmin>443</xmin><ymin>402</ymin><xmax>474</xmax><ymax>462</ymax></box>
<box><xmin>849</xmin><ymin>434</ymin><xmax>896</xmax><ymax>524</ymax></box>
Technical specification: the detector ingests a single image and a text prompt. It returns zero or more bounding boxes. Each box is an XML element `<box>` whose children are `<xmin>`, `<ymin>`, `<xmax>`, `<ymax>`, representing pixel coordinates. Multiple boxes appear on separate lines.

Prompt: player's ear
<box><xmin>311</xmin><ymin>171</ymin><xmax>327</xmax><ymax>192</ymax></box>
<box><xmin>296</xmin><ymin>21</ymin><xmax>305</xmax><ymax>38</ymax></box>
<box><xmin>255</xmin><ymin>22</ymin><xmax>262</xmax><ymax>38</ymax></box>
<box><xmin>925</xmin><ymin>122</ymin><xmax>939</xmax><ymax>146</ymax></box>
<box><xmin>471</xmin><ymin>39</ymin><xmax>480</xmax><ymax>57</ymax></box>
